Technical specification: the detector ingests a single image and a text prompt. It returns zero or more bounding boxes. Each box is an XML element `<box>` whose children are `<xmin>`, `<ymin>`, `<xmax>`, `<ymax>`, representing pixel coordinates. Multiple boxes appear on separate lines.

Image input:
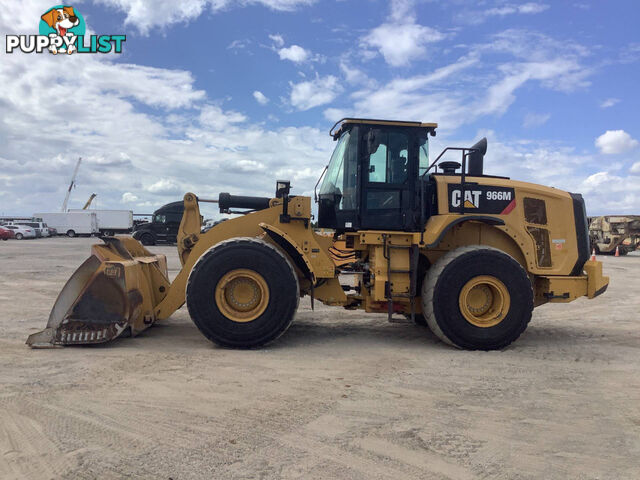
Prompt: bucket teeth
<box><xmin>27</xmin><ymin>321</ymin><xmax>130</xmax><ymax>348</ymax></box>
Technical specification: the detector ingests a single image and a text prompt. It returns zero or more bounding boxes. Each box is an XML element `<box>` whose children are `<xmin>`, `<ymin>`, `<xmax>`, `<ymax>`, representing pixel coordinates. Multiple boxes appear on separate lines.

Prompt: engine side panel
<box><xmin>433</xmin><ymin>175</ymin><xmax>582</xmax><ymax>276</ymax></box>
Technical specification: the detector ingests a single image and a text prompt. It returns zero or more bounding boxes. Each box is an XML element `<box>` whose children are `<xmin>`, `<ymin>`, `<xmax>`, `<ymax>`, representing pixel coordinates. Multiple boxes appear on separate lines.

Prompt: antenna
<box><xmin>61</xmin><ymin>157</ymin><xmax>82</xmax><ymax>212</ymax></box>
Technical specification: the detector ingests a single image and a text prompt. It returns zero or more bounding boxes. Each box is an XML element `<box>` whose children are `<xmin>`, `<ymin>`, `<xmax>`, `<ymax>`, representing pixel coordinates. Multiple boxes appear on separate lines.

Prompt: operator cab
<box><xmin>317</xmin><ymin>118</ymin><xmax>437</xmax><ymax>232</ymax></box>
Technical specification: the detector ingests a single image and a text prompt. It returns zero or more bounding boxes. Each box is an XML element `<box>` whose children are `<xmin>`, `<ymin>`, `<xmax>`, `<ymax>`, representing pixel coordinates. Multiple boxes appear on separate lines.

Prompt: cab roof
<box><xmin>330</xmin><ymin>117</ymin><xmax>438</xmax><ymax>139</ymax></box>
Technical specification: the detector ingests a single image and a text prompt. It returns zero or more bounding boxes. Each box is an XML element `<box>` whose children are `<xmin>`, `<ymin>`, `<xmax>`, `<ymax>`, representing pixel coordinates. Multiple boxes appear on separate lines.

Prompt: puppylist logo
<box><xmin>6</xmin><ymin>5</ymin><xmax>125</xmax><ymax>55</ymax></box>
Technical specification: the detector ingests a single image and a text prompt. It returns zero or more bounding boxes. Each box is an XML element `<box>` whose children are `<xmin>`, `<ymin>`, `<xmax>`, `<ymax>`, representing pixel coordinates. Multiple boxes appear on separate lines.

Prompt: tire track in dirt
<box><xmin>0</xmin><ymin>408</ymin><xmax>75</xmax><ymax>479</ymax></box>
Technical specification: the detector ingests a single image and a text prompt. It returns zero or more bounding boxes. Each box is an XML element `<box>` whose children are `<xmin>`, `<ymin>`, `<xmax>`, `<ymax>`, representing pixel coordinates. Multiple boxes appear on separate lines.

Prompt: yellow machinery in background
<box><xmin>27</xmin><ymin>119</ymin><xmax>608</xmax><ymax>350</ymax></box>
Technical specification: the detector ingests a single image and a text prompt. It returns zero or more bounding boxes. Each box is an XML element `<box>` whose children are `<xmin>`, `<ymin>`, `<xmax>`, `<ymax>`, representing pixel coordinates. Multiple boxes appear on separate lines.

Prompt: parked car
<box><xmin>6</xmin><ymin>221</ymin><xmax>49</xmax><ymax>237</ymax></box>
<box><xmin>47</xmin><ymin>227</ymin><xmax>58</xmax><ymax>236</ymax></box>
<box><xmin>0</xmin><ymin>226</ymin><xmax>15</xmax><ymax>240</ymax></box>
<box><xmin>4</xmin><ymin>224</ymin><xmax>36</xmax><ymax>240</ymax></box>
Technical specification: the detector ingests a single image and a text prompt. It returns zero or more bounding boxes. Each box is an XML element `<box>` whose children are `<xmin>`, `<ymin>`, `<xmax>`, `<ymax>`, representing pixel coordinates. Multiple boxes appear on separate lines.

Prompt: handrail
<box><xmin>314</xmin><ymin>165</ymin><xmax>329</xmax><ymax>203</ymax></box>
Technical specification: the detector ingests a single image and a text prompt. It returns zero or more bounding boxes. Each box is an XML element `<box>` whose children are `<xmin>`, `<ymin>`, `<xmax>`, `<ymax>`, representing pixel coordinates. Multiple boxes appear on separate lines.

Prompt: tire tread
<box><xmin>421</xmin><ymin>245</ymin><xmax>533</xmax><ymax>350</ymax></box>
<box><xmin>186</xmin><ymin>237</ymin><xmax>299</xmax><ymax>348</ymax></box>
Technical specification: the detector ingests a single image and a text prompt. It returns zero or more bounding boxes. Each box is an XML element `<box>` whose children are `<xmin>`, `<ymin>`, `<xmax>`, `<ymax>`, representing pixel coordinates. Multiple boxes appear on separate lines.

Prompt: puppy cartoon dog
<box><xmin>41</xmin><ymin>6</ymin><xmax>79</xmax><ymax>54</ymax></box>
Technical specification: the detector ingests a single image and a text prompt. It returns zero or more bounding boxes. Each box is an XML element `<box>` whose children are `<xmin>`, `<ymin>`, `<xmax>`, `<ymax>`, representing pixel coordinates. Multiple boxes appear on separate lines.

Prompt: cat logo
<box><xmin>448</xmin><ymin>184</ymin><xmax>516</xmax><ymax>215</ymax></box>
<box><xmin>451</xmin><ymin>190</ymin><xmax>480</xmax><ymax>209</ymax></box>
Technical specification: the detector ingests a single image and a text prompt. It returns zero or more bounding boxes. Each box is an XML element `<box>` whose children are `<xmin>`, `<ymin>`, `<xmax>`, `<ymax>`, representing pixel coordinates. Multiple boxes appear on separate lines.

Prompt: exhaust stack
<box><xmin>468</xmin><ymin>137</ymin><xmax>487</xmax><ymax>176</ymax></box>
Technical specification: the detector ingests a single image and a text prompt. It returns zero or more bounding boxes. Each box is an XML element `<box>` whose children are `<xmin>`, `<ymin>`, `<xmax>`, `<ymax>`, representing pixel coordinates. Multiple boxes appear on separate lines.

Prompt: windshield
<box><xmin>319</xmin><ymin>130</ymin><xmax>350</xmax><ymax>197</ymax></box>
<box><xmin>318</xmin><ymin>128</ymin><xmax>358</xmax><ymax>210</ymax></box>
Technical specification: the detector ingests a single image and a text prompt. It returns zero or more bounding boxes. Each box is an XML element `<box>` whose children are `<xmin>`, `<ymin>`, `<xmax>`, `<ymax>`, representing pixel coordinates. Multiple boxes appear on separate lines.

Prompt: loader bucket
<box><xmin>26</xmin><ymin>237</ymin><xmax>170</xmax><ymax>348</ymax></box>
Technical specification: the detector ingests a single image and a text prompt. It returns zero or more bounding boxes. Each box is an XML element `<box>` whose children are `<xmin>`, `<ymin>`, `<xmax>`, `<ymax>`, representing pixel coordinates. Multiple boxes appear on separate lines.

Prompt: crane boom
<box><xmin>83</xmin><ymin>193</ymin><xmax>97</xmax><ymax>210</ymax></box>
<box><xmin>61</xmin><ymin>157</ymin><xmax>82</xmax><ymax>212</ymax></box>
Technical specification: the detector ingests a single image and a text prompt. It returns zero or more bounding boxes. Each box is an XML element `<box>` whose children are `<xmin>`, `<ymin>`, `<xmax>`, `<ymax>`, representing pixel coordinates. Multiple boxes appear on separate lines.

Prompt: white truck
<box><xmin>70</xmin><ymin>209</ymin><xmax>133</xmax><ymax>236</ymax></box>
<box><xmin>34</xmin><ymin>212</ymin><xmax>98</xmax><ymax>237</ymax></box>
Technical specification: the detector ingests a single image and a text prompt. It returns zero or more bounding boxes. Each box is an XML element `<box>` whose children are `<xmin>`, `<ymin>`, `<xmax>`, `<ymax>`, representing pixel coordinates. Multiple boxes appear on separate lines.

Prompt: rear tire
<box><xmin>15</xmin><ymin>233</ymin><xmax>23</xmax><ymax>240</ymax></box>
<box><xmin>186</xmin><ymin>237</ymin><xmax>300</xmax><ymax>348</ymax></box>
<box><xmin>66</xmin><ymin>230</ymin><xmax>76</xmax><ymax>238</ymax></box>
<box><xmin>421</xmin><ymin>246</ymin><xmax>533</xmax><ymax>350</ymax></box>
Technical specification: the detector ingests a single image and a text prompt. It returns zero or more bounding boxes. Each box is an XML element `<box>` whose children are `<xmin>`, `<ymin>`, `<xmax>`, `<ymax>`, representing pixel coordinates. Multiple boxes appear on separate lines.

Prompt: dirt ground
<box><xmin>0</xmin><ymin>237</ymin><xmax>639</xmax><ymax>479</ymax></box>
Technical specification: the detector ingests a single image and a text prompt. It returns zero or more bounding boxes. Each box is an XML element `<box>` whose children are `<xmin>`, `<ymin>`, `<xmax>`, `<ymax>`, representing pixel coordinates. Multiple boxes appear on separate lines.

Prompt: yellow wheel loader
<box><xmin>27</xmin><ymin>119</ymin><xmax>609</xmax><ymax>350</ymax></box>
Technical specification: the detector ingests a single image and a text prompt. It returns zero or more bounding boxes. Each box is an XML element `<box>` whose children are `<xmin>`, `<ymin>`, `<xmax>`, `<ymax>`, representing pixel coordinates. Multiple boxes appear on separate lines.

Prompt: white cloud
<box><xmin>459</xmin><ymin>2</ymin><xmax>549</xmax><ymax>24</ymax></box>
<box><xmin>199</xmin><ymin>105</ymin><xmax>247</xmax><ymax>130</ymax></box>
<box><xmin>600</xmin><ymin>98</ymin><xmax>620</xmax><ymax>108</ymax></box>
<box><xmin>0</xmin><ymin>7</ymin><xmax>331</xmax><ymax>215</ymax></box>
<box><xmin>339</xmin><ymin>62</ymin><xmax>372</xmax><ymax>86</ymax></box>
<box><xmin>579</xmin><ymin>171</ymin><xmax>640</xmax><ymax>212</ymax></box>
<box><xmin>583</xmin><ymin>171</ymin><xmax>613</xmax><ymax>188</ymax></box>
<box><xmin>461</xmin><ymin>136</ymin><xmax>638</xmax><ymax>213</ymax></box>
<box><xmin>253</xmin><ymin>91</ymin><xmax>269</xmax><ymax>105</ymax></box>
<box><xmin>278</xmin><ymin>45</ymin><xmax>309</xmax><ymax>63</ymax></box>
<box><xmin>361</xmin><ymin>0</ymin><xmax>445</xmax><ymax>67</ymax></box>
<box><xmin>96</xmin><ymin>0</ymin><xmax>316</xmax><ymax>34</ymax></box>
<box><xmin>268</xmin><ymin>34</ymin><xmax>285</xmax><ymax>47</ymax></box>
<box><xmin>227</xmin><ymin>39</ymin><xmax>251</xmax><ymax>51</ymax></box>
<box><xmin>389</xmin><ymin>0</ymin><xmax>415</xmax><ymax>22</ymax></box>
<box><xmin>146</xmin><ymin>179</ymin><xmax>181</xmax><ymax>195</ymax></box>
<box><xmin>333</xmin><ymin>31</ymin><xmax>591</xmax><ymax>132</ymax></box>
<box><xmin>620</xmin><ymin>43</ymin><xmax>640</xmax><ymax>64</ymax></box>
<box><xmin>122</xmin><ymin>192</ymin><xmax>139</xmax><ymax>203</ymax></box>
<box><xmin>630</xmin><ymin>162</ymin><xmax>640</xmax><ymax>175</ymax></box>
<box><xmin>362</xmin><ymin>23</ymin><xmax>445</xmax><ymax>67</ymax></box>
<box><xmin>486</xmin><ymin>3</ymin><xmax>549</xmax><ymax>17</ymax></box>
<box><xmin>290</xmin><ymin>75</ymin><xmax>342</xmax><ymax>110</ymax></box>
<box><xmin>595</xmin><ymin>130</ymin><xmax>639</xmax><ymax>155</ymax></box>
<box><xmin>523</xmin><ymin>112</ymin><xmax>551</xmax><ymax>128</ymax></box>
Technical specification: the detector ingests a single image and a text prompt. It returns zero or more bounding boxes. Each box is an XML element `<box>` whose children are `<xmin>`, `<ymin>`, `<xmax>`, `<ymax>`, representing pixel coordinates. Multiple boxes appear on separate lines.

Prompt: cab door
<box><xmin>360</xmin><ymin>127</ymin><xmax>416</xmax><ymax>231</ymax></box>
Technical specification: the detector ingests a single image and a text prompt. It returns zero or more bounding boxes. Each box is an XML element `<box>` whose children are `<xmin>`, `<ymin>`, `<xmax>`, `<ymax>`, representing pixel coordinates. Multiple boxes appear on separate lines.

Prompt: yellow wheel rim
<box><xmin>459</xmin><ymin>275</ymin><xmax>510</xmax><ymax>328</ymax></box>
<box><xmin>215</xmin><ymin>269</ymin><xmax>269</xmax><ymax>323</ymax></box>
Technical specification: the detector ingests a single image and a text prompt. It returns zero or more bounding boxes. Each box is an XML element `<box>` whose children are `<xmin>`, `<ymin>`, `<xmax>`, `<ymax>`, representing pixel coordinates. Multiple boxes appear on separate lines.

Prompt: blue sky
<box><xmin>1</xmin><ymin>0</ymin><xmax>639</xmax><ymax>217</ymax></box>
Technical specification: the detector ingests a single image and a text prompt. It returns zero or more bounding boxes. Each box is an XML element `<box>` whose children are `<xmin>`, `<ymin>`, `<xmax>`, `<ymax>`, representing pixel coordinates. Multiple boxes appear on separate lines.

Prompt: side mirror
<box><xmin>468</xmin><ymin>137</ymin><xmax>487</xmax><ymax>176</ymax></box>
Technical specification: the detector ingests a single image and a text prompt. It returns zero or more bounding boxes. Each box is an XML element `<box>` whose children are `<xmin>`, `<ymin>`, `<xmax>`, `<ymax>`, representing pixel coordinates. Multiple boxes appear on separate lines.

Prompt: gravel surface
<box><xmin>1</xmin><ymin>237</ymin><xmax>639</xmax><ymax>479</ymax></box>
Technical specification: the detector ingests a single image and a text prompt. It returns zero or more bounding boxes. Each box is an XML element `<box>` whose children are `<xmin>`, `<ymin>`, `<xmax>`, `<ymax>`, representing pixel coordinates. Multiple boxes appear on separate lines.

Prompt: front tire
<box><xmin>186</xmin><ymin>237</ymin><xmax>299</xmax><ymax>348</ymax></box>
<box><xmin>422</xmin><ymin>246</ymin><xmax>533</xmax><ymax>350</ymax></box>
<box><xmin>66</xmin><ymin>230</ymin><xmax>76</xmax><ymax>238</ymax></box>
<box><xmin>140</xmin><ymin>233</ymin><xmax>155</xmax><ymax>246</ymax></box>
<box><xmin>15</xmin><ymin>233</ymin><xmax>23</xmax><ymax>240</ymax></box>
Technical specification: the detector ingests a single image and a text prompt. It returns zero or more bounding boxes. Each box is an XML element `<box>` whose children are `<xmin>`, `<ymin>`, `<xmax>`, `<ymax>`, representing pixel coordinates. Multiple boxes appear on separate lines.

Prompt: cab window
<box><xmin>367</xmin><ymin>130</ymin><xmax>409</xmax><ymax>184</ymax></box>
